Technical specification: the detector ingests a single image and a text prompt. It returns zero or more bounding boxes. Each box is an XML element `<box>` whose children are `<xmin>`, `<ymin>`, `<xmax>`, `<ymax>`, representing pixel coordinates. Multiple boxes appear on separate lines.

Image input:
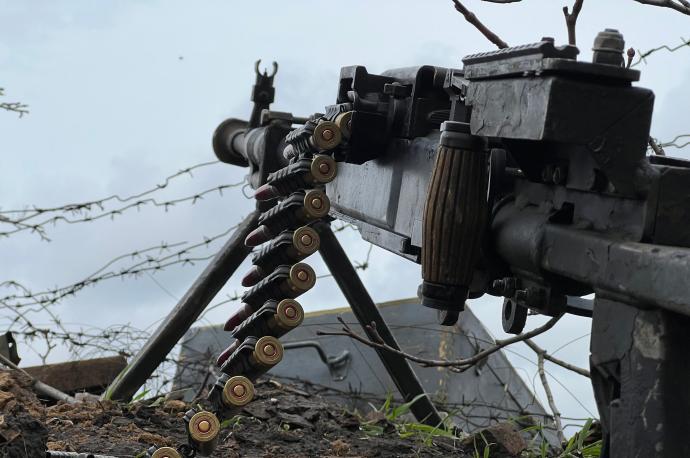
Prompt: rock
<box><xmin>162</xmin><ymin>399</ymin><xmax>187</xmax><ymax>413</ymax></box>
<box><xmin>330</xmin><ymin>438</ymin><xmax>351</xmax><ymax>456</ymax></box>
<box><xmin>303</xmin><ymin>408</ymin><xmax>320</xmax><ymax>422</ymax></box>
<box><xmin>462</xmin><ymin>422</ymin><xmax>527</xmax><ymax>457</ymax></box>
<box><xmin>243</xmin><ymin>403</ymin><xmax>272</xmax><ymax>421</ymax></box>
<box><xmin>277</xmin><ymin>412</ymin><xmax>313</xmax><ymax>429</ymax></box>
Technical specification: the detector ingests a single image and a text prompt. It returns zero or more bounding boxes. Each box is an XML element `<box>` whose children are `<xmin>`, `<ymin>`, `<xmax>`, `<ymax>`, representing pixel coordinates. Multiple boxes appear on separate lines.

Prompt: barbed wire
<box><xmin>0</xmin><ymin>162</ymin><xmax>242</xmax><ymax>240</ymax></box>
<box><xmin>0</xmin><ymin>220</ymin><xmax>245</xmax><ymax>309</ymax></box>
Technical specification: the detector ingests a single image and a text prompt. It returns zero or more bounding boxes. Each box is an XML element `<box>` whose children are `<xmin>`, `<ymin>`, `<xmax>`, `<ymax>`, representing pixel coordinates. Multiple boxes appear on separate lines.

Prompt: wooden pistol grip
<box><xmin>421</xmin><ymin>122</ymin><xmax>488</xmax><ymax>312</ymax></box>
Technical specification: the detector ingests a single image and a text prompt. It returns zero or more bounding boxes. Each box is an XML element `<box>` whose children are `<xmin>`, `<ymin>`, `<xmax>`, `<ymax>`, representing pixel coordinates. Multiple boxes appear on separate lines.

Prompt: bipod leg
<box><xmin>315</xmin><ymin>222</ymin><xmax>443</xmax><ymax>427</ymax></box>
<box><xmin>105</xmin><ymin>211</ymin><xmax>261</xmax><ymax>401</ymax></box>
<box><xmin>591</xmin><ymin>297</ymin><xmax>690</xmax><ymax>457</ymax></box>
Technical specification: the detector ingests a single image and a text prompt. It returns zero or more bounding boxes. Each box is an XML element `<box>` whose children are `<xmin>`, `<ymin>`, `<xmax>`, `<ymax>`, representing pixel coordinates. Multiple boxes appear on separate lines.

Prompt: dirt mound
<box><xmin>0</xmin><ymin>370</ymin><xmax>49</xmax><ymax>457</ymax></box>
<box><xmin>0</xmin><ymin>369</ymin><xmax>530</xmax><ymax>457</ymax></box>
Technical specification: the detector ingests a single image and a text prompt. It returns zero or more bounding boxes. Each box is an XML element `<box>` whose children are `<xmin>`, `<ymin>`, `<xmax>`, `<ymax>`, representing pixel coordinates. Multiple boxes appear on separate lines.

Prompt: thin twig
<box><xmin>524</xmin><ymin>339</ymin><xmax>590</xmax><ymax>377</ymax></box>
<box><xmin>451</xmin><ymin>0</ymin><xmax>509</xmax><ymax>49</ymax></box>
<box><xmin>536</xmin><ymin>352</ymin><xmax>566</xmax><ymax>445</ymax></box>
<box><xmin>317</xmin><ymin>314</ymin><xmax>563</xmax><ymax>369</ymax></box>
<box><xmin>632</xmin><ymin>37</ymin><xmax>690</xmax><ymax>67</ymax></box>
<box><xmin>659</xmin><ymin>133</ymin><xmax>690</xmax><ymax>150</ymax></box>
<box><xmin>0</xmin><ymin>88</ymin><xmax>29</xmax><ymax>117</ymax></box>
<box><xmin>633</xmin><ymin>0</ymin><xmax>690</xmax><ymax>15</ymax></box>
<box><xmin>562</xmin><ymin>0</ymin><xmax>584</xmax><ymax>45</ymax></box>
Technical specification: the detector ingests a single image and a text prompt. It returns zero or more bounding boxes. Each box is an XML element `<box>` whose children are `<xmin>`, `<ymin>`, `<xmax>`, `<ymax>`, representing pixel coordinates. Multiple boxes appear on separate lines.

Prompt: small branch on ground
<box><xmin>0</xmin><ymin>352</ymin><xmax>76</xmax><ymax>403</ymax></box>
<box><xmin>317</xmin><ymin>314</ymin><xmax>563</xmax><ymax>370</ymax></box>
<box><xmin>562</xmin><ymin>0</ymin><xmax>584</xmax><ymax>45</ymax></box>
<box><xmin>451</xmin><ymin>0</ymin><xmax>509</xmax><ymax>49</ymax></box>
<box><xmin>536</xmin><ymin>351</ymin><xmax>566</xmax><ymax>445</ymax></box>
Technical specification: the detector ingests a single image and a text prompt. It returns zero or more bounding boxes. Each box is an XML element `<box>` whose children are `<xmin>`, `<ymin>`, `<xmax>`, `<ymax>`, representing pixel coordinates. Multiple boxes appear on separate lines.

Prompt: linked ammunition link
<box><xmin>149</xmin><ymin>128</ymin><xmax>340</xmax><ymax>457</ymax></box>
<box><xmin>245</xmin><ymin>189</ymin><xmax>330</xmax><ymax>246</ymax></box>
<box><xmin>242</xmin><ymin>226</ymin><xmax>320</xmax><ymax>286</ymax></box>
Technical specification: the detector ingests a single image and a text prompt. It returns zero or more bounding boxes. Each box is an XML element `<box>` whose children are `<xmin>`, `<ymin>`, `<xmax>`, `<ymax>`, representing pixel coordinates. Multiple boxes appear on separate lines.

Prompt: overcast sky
<box><xmin>1</xmin><ymin>0</ymin><xmax>688</xmax><ymax>432</ymax></box>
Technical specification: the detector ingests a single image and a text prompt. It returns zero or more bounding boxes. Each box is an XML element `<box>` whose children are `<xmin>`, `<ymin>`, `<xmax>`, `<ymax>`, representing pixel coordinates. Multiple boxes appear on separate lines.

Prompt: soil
<box><xmin>0</xmin><ymin>370</ymin><xmax>527</xmax><ymax>458</ymax></box>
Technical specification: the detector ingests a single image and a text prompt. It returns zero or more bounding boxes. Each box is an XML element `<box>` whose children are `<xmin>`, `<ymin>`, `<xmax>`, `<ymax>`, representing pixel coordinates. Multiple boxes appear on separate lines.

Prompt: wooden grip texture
<box><xmin>421</xmin><ymin>140</ymin><xmax>488</xmax><ymax>309</ymax></box>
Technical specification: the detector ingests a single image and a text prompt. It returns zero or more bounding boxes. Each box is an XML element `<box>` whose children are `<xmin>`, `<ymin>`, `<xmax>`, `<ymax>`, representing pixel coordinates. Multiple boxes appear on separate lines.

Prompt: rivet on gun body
<box><xmin>186</xmin><ymin>410</ymin><xmax>221</xmax><ymax>456</ymax></box>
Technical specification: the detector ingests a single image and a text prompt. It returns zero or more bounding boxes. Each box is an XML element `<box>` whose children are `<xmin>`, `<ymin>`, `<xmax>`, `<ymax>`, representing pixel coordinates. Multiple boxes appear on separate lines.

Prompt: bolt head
<box><xmin>296</xmin><ymin>269</ymin><xmax>308</xmax><ymax>281</ymax></box>
<box><xmin>300</xmin><ymin>234</ymin><xmax>313</xmax><ymax>246</ymax></box>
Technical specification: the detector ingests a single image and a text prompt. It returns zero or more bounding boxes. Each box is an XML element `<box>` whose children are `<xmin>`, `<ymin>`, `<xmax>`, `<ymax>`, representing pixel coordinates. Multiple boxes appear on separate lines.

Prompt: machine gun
<box><xmin>138</xmin><ymin>29</ymin><xmax>690</xmax><ymax>458</ymax></box>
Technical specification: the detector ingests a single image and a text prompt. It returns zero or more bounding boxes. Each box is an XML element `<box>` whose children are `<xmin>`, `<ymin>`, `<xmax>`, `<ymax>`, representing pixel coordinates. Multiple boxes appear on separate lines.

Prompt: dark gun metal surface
<box><xmin>181</xmin><ymin>29</ymin><xmax>690</xmax><ymax>458</ymax></box>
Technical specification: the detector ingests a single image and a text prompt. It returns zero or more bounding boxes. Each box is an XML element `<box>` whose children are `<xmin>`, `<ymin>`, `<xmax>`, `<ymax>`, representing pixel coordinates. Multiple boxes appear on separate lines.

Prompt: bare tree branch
<box><xmin>317</xmin><ymin>314</ymin><xmax>563</xmax><ymax>369</ymax></box>
<box><xmin>536</xmin><ymin>351</ymin><xmax>566</xmax><ymax>445</ymax></box>
<box><xmin>659</xmin><ymin>133</ymin><xmax>690</xmax><ymax>150</ymax></box>
<box><xmin>0</xmin><ymin>88</ymin><xmax>29</xmax><ymax>117</ymax></box>
<box><xmin>632</xmin><ymin>37</ymin><xmax>690</xmax><ymax>67</ymax></box>
<box><xmin>523</xmin><ymin>338</ymin><xmax>590</xmax><ymax>377</ymax></box>
<box><xmin>563</xmin><ymin>0</ymin><xmax>584</xmax><ymax>45</ymax></box>
<box><xmin>634</xmin><ymin>0</ymin><xmax>690</xmax><ymax>15</ymax></box>
<box><xmin>451</xmin><ymin>0</ymin><xmax>509</xmax><ymax>49</ymax></box>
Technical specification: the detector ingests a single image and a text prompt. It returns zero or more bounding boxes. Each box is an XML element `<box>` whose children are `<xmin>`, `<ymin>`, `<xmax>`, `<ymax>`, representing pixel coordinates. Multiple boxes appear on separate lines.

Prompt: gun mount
<box><xmin>140</xmin><ymin>29</ymin><xmax>690</xmax><ymax>458</ymax></box>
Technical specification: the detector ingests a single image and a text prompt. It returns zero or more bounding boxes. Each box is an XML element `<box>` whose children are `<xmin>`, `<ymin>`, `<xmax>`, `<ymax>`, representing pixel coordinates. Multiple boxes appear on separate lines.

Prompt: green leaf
<box><xmin>131</xmin><ymin>388</ymin><xmax>150</xmax><ymax>402</ymax></box>
<box><xmin>578</xmin><ymin>418</ymin><xmax>593</xmax><ymax>450</ymax></box>
<box><xmin>389</xmin><ymin>393</ymin><xmax>427</xmax><ymax>421</ymax></box>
